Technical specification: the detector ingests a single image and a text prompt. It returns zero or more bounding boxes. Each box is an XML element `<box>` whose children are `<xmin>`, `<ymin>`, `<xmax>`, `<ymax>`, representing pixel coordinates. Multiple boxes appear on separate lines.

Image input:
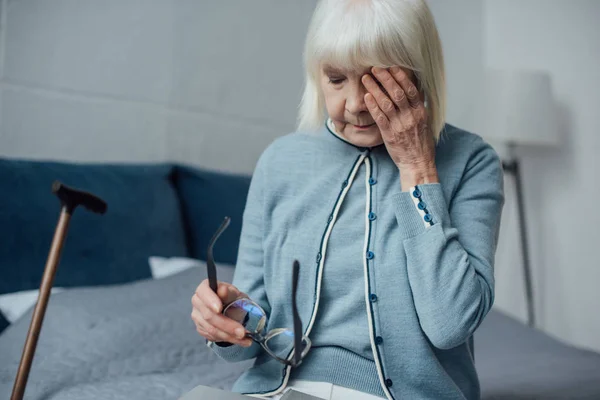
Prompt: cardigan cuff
<box><xmin>207</xmin><ymin>339</ymin><xmax>260</xmax><ymax>362</ymax></box>
<box><xmin>393</xmin><ymin>183</ymin><xmax>450</xmax><ymax>239</ymax></box>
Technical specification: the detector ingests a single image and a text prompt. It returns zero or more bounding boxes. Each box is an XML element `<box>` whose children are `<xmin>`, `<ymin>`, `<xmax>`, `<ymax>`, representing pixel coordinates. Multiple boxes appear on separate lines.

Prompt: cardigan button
<box><xmin>366</xmin><ymin>251</ymin><xmax>374</xmax><ymax>260</ymax></box>
<box><xmin>375</xmin><ymin>336</ymin><xmax>383</xmax><ymax>345</ymax></box>
<box><xmin>368</xmin><ymin>212</ymin><xmax>377</xmax><ymax>221</ymax></box>
<box><xmin>316</xmin><ymin>252</ymin><xmax>322</xmax><ymax>263</ymax></box>
<box><xmin>368</xmin><ymin>177</ymin><xmax>377</xmax><ymax>185</ymax></box>
<box><xmin>342</xmin><ymin>180</ymin><xmax>348</xmax><ymax>188</ymax></box>
<box><xmin>424</xmin><ymin>214</ymin><xmax>433</xmax><ymax>223</ymax></box>
<box><xmin>369</xmin><ymin>294</ymin><xmax>378</xmax><ymax>302</ymax></box>
<box><xmin>417</xmin><ymin>201</ymin><xmax>427</xmax><ymax>210</ymax></box>
<box><xmin>385</xmin><ymin>378</ymin><xmax>393</xmax><ymax>387</ymax></box>
<box><xmin>412</xmin><ymin>188</ymin><xmax>422</xmax><ymax>198</ymax></box>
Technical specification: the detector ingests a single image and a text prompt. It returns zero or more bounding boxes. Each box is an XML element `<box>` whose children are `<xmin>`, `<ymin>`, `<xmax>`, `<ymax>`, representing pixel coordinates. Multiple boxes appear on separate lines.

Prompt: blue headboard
<box><xmin>0</xmin><ymin>158</ymin><xmax>190</xmax><ymax>295</ymax></box>
<box><xmin>173</xmin><ymin>165</ymin><xmax>251</xmax><ymax>265</ymax></box>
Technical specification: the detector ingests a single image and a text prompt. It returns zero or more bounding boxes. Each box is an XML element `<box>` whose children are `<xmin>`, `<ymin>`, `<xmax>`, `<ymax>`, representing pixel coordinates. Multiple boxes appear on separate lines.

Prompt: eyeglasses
<box><xmin>207</xmin><ymin>216</ymin><xmax>311</xmax><ymax>367</ymax></box>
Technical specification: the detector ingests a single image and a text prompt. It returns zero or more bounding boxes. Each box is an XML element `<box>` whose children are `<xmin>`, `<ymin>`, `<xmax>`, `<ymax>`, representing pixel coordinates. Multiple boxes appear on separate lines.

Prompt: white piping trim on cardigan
<box><xmin>362</xmin><ymin>157</ymin><xmax>394</xmax><ymax>400</ymax></box>
<box><xmin>259</xmin><ymin>153</ymin><xmax>367</xmax><ymax>397</ymax></box>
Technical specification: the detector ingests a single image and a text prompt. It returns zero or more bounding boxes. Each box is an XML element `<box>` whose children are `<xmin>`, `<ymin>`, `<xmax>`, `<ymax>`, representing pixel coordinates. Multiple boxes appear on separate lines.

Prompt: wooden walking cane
<box><xmin>10</xmin><ymin>181</ymin><xmax>107</xmax><ymax>400</ymax></box>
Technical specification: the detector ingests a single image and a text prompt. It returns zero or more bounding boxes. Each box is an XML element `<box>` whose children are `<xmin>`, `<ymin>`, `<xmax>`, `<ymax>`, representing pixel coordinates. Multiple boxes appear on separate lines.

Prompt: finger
<box><xmin>196</xmin><ymin>279</ymin><xmax>224</xmax><ymax>313</ymax></box>
<box><xmin>217</xmin><ymin>283</ymin><xmax>244</xmax><ymax>308</ymax></box>
<box><xmin>196</xmin><ymin>325</ymin><xmax>207</xmax><ymax>336</ymax></box>
<box><xmin>192</xmin><ymin>307</ymin><xmax>247</xmax><ymax>345</ymax></box>
<box><xmin>389</xmin><ymin>66</ymin><xmax>421</xmax><ymax>109</ymax></box>
<box><xmin>191</xmin><ymin>308</ymin><xmax>218</xmax><ymax>341</ymax></box>
<box><xmin>193</xmin><ymin>293</ymin><xmax>248</xmax><ymax>340</ymax></box>
<box><xmin>361</xmin><ymin>73</ymin><xmax>396</xmax><ymax>119</ymax></box>
<box><xmin>196</xmin><ymin>318</ymin><xmax>232</xmax><ymax>343</ymax></box>
<box><xmin>371</xmin><ymin>67</ymin><xmax>411</xmax><ymax>111</ymax></box>
<box><xmin>364</xmin><ymin>93</ymin><xmax>390</xmax><ymax>131</ymax></box>
<box><xmin>194</xmin><ymin>320</ymin><xmax>211</xmax><ymax>338</ymax></box>
<box><xmin>196</xmin><ymin>321</ymin><xmax>253</xmax><ymax>348</ymax></box>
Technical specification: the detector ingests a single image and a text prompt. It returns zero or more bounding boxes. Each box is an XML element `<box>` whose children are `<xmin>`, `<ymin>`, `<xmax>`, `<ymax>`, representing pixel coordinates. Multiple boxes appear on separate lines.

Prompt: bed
<box><xmin>1</xmin><ymin>263</ymin><xmax>599</xmax><ymax>400</ymax></box>
<box><xmin>476</xmin><ymin>307</ymin><xmax>600</xmax><ymax>399</ymax></box>
<box><xmin>0</xmin><ymin>158</ymin><xmax>599</xmax><ymax>399</ymax></box>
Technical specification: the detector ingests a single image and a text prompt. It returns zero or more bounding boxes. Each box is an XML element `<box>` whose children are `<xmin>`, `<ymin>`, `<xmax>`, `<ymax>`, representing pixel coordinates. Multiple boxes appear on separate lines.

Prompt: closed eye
<box><xmin>328</xmin><ymin>76</ymin><xmax>345</xmax><ymax>85</ymax></box>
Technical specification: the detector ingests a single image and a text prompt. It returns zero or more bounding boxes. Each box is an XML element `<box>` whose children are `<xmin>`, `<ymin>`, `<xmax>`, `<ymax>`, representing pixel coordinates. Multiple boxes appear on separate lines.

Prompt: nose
<box><xmin>345</xmin><ymin>81</ymin><xmax>368</xmax><ymax>115</ymax></box>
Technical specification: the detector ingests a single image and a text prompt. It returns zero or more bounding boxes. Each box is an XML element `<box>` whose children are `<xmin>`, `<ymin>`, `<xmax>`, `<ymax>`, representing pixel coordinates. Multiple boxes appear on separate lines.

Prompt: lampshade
<box><xmin>474</xmin><ymin>68</ymin><xmax>559</xmax><ymax>147</ymax></box>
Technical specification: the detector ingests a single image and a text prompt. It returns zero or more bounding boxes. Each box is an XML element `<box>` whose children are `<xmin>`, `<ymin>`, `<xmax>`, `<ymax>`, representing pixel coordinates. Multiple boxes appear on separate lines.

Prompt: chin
<box><xmin>344</xmin><ymin>126</ymin><xmax>384</xmax><ymax>148</ymax></box>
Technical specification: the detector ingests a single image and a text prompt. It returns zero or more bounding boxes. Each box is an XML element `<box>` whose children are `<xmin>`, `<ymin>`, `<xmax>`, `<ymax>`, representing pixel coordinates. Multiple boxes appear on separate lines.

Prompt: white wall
<box><xmin>0</xmin><ymin>0</ymin><xmax>316</xmax><ymax>173</ymax></box>
<box><xmin>427</xmin><ymin>0</ymin><xmax>484</xmax><ymax>132</ymax></box>
<box><xmin>0</xmin><ymin>0</ymin><xmax>173</xmax><ymax>163</ymax></box>
<box><xmin>432</xmin><ymin>0</ymin><xmax>600</xmax><ymax>352</ymax></box>
<box><xmin>1</xmin><ymin>0</ymin><xmax>598</xmax><ymax>351</ymax></box>
<box><xmin>483</xmin><ymin>0</ymin><xmax>600</xmax><ymax>352</ymax></box>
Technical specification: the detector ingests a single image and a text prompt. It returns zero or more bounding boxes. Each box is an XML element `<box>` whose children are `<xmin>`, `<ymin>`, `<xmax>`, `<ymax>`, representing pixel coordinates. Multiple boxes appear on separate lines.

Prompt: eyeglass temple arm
<box><xmin>207</xmin><ymin>216</ymin><xmax>231</xmax><ymax>293</ymax></box>
<box><xmin>291</xmin><ymin>260</ymin><xmax>303</xmax><ymax>366</ymax></box>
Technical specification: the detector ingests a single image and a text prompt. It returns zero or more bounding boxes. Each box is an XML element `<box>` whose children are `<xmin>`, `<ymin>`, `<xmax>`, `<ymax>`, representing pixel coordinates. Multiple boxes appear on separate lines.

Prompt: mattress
<box><xmin>476</xmin><ymin>309</ymin><xmax>600</xmax><ymax>399</ymax></box>
<box><xmin>1</xmin><ymin>265</ymin><xmax>598</xmax><ymax>399</ymax></box>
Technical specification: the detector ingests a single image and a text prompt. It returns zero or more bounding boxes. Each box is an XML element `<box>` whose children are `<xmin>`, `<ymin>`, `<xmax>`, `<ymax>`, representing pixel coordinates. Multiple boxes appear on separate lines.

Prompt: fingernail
<box><xmin>212</xmin><ymin>303</ymin><xmax>220</xmax><ymax>313</ymax></box>
<box><xmin>236</xmin><ymin>328</ymin><xmax>246</xmax><ymax>339</ymax></box>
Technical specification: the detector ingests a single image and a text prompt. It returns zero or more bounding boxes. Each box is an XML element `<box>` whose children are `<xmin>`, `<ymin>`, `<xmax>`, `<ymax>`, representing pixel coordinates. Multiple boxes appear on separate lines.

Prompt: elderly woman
<box><xmin>191</xmin><ymin>0</ymin><xmax>504</xmax><ymax>399</ymax></box>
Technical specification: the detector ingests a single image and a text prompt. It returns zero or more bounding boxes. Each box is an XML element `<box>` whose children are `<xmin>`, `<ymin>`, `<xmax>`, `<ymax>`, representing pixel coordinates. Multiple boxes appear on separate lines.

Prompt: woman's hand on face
<box><xmin>362</xmin><ymin>67</ymin><xmax>439</xmax><ymax>188</ymax></box>
<box><xmin>191</xmin><ymin>279</ymin><xmax>253</xmax><ymax>347</ymax></box>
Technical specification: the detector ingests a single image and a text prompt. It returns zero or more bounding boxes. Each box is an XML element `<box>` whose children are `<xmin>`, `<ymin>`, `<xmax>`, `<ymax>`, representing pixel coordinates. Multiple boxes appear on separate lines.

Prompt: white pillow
<box><xmin>148</xmin><ymin>256</ymin><xmax>235</xmax><ymax>280</ymax></box>
<box><xmin>0</xmin><ymin>288</ymin><xmax>65</xmax><ymax>324</ymax></box>
<box><xmin>0</xmin><ymin>258</ymin><xmax>231</xmax><ymax>327</ymax></box>
<box><xmin>148</xmin><ymin>256</ymin><xmax>206</xmax><ymax>279</ymax></box>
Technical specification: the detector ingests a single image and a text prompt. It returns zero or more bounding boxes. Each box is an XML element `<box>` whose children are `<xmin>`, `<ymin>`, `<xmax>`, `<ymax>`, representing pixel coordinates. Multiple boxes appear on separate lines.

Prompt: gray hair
<box><xmin>298</xmin><ymin>0</ymin><xmax>447</xmax><ymax>140</ymax></box>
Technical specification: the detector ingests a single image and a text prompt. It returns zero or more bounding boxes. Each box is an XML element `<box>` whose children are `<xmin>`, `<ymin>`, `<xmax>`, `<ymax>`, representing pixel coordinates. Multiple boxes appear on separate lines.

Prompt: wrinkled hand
<box><xmin>362</xmin><ymin>66</ymin><xmax>439</xmax><ymax>188</ymax></box>
<box><xmin>191</xmin><ymin>279</ymin><xmax>253</xmax><ymax>347</ymax></box>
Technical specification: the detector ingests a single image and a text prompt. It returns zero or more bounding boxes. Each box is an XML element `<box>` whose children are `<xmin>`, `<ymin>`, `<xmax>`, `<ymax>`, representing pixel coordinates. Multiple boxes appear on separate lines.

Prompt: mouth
<box><xmin>353</xmin><ymin>123</ymin><xmax>376</xmax><ymax>130</ymax></box>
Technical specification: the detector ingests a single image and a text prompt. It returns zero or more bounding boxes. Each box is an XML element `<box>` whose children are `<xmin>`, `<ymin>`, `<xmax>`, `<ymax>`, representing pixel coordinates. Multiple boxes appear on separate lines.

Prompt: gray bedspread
<box><xmin>1</xmin><ymin>264</ymin><xmax>599</xmax><ymax>400</ymax></box>
<box><xmin>476</xmin><ymin>308</ymin><xmax>600</xmax><ymax>399</ymax></box>
<box><xmin>0</xmin><ymin>266</ymin><xmax>251</xmax><ymax>400</ymax></box>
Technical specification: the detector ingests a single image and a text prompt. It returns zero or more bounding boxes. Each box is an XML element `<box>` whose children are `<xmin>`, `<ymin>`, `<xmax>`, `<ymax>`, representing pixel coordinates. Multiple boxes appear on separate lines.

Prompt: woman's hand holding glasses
<box><xmin>191</xmin><ymin>216</ymin><xmax>311</xmax><ymax>367</ymax></box>
<box><xmin>191</xmin><ymin>278</ymin><xmax>253</xmax><ymax>347</ymax></box>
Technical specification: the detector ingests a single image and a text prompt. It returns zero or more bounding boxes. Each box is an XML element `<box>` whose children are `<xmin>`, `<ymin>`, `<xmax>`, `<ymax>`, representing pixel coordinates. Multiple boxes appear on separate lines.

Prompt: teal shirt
<box><xmin>209</xmin><ymin>123</ymin><xmax>504</xmax><ymax>400</ymax></box>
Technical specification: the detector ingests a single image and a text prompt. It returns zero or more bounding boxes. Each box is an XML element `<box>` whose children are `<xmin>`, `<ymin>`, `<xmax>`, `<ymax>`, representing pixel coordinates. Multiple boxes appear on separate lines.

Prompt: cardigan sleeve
<box><xmin>392</xmin><ymin>137</ymin><xmax>504</xmax><ymax>350</ymax></box>
<box><xmin>208</xmin><ymin>150</ymin><xmax>271</xmax><ymax>362</ymax></box>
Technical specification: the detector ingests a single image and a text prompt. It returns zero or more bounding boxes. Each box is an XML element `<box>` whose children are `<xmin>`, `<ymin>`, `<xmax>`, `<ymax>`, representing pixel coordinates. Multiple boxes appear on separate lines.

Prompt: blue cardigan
<box><xmin>209</xmin><ymin>123</ymin><xmax>504</xmax><ymax>399</ymax></box>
